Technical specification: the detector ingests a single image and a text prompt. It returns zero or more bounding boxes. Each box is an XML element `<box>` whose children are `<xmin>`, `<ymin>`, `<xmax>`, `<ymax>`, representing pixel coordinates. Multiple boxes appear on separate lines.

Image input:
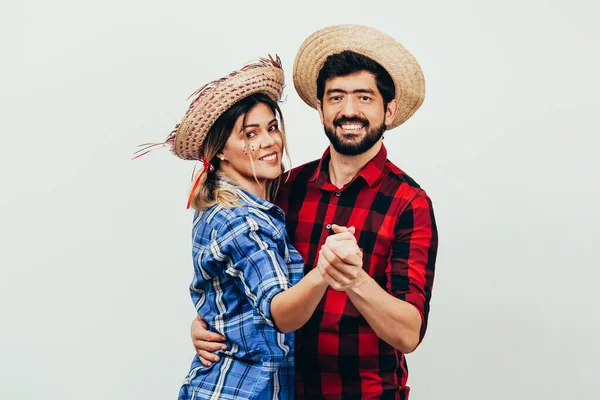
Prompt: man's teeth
<box><xmin>341</xmin><ymin>124</ymin><xmax>363</xmax><ymax>130</ymax></box>
<box><xmin>260</xmin><ymin>154</ymin><xmax>277</xmax><ymax>161</ymax></box>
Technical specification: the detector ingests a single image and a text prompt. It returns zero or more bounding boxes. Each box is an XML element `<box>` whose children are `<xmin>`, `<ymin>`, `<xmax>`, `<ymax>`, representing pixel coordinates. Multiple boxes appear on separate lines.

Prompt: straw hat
<box><xmin>293</xmin><ymin>25</ymin><xmax>425</xmax><ymax>130</ymax></box>
<box><xmin>134</xmin><ymin>55</ymin><xmax>285</xmax><ymax>161</ymax></box>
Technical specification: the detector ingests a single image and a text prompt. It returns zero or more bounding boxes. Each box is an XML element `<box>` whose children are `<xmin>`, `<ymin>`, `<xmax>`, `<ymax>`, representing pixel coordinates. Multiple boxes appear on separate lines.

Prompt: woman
<box><xmin>135</xmin><ymin>56</ymin><xmax>360</xmax><ymax>399</ymax></box>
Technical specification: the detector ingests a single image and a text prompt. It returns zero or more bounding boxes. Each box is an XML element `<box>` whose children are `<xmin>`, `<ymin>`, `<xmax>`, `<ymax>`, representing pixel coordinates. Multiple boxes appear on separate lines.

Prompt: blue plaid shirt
<box><xmin>179</xmin><ymin>179</ymin><xmax>304</xmax><ymax>400</ymax></box>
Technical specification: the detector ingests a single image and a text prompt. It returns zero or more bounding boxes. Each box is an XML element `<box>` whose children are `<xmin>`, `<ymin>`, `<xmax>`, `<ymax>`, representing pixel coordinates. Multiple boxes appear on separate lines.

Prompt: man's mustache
<box><xmin>333</xmin><ymin>116</ymin><xmax>370</xmax><ymax>127</ymax></box>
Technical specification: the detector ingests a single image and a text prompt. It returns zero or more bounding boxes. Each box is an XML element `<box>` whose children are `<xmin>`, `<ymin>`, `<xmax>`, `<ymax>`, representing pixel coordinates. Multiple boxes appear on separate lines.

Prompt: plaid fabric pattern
<box><xmin>277</xmin><ymin>145</ymin><xmax>438</xmax><ymax>399</ymax></box>
<box><xmin>179</xmin><ymin>179</ymin><xmax>303</xmax><ymax>400</ymax></box>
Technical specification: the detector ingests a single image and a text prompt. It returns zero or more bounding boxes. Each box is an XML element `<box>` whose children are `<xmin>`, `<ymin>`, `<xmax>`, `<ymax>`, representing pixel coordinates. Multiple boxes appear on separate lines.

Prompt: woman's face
<box><xmin>220</xmin><ymin>102</ymin><xmax>284</xmax><ymax>196</ymax></box>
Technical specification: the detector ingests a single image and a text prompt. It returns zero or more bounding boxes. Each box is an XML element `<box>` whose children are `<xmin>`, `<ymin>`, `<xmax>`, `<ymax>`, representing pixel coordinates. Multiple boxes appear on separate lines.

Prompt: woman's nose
<box><xmin>260</xmin><ymin>131</ymin><xmax>276</xmax><ymax>148</ymax></box>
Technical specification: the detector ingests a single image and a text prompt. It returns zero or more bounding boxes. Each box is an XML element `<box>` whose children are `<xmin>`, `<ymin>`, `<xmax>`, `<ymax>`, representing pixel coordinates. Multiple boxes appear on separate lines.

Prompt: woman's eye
<box><xmin>246</xmin><ymin>131</ymin><xmax>257</xmax><ymax>139</ymax></box>
<box><xmin>268</xmin><ymin>125</ymin><xmax>279</xmax><ymax>132</ymax></box>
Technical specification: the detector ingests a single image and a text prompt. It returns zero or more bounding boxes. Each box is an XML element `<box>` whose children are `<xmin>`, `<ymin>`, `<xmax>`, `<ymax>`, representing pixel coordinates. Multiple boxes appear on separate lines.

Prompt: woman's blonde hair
<box><xmin>189</xmin><ymin>93</ymin><xmax>290</xmax><ymax>211</ymax></box>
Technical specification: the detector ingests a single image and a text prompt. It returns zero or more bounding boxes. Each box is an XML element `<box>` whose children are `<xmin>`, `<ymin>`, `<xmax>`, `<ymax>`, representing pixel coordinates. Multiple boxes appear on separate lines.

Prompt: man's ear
<box><xmin>384</xmin><ymin>99</ymin><xmax>399</xmax><ymax>126</ymax></box>
<box><xmin>317</xmin><ymin>100</ymin><xmax>324</xmax><ymax>125</ymax></box>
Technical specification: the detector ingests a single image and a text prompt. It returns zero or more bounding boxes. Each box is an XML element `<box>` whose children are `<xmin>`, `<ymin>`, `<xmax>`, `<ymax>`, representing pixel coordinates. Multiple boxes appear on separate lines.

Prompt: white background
<box><xmin>2</xmin><ymin>0</ymin><xmax>599</xmax><ymax>399</ymax></box>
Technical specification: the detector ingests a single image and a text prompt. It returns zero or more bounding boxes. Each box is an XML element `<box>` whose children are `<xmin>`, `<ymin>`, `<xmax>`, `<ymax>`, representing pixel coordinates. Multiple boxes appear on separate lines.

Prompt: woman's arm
<box><xmin>189</xmin><ymin>268</ymin><xmax>329</xmax><ymax>362</ymax></box>
<box><xmin>188</xmin><ymin>268</ymin><xmax>328</xmax><ymax>364</ymax></box>
<box><xmin>270</xmin><ymin>267</ymin><xmax>328</xmax><ymax>333</ymax></box>
<box><xmin>270</xmin><ymin>228</ymin><xmax>358</xmax><ymax>333</ymax></box>
<box><xmin>220</xmin><ymin>215</ymin><xmax>359</xmax><ymax>333</ymax></box>
<box><xmin>190</xmin><ymin>225</ymin><xmax>360</xmax><ymax>364</ymax></box>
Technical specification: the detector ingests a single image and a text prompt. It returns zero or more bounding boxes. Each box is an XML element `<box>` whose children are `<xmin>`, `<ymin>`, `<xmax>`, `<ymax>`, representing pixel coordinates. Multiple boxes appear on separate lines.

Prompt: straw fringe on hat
<box><xmin>293</xmin><ymin>25</ymin><xmax>425</xmax><ymax>130</ymax></box>
<box><xmin>133</xmin><ymin>55</ymin><xmax>285</xmax><ymax>161</ymax></box>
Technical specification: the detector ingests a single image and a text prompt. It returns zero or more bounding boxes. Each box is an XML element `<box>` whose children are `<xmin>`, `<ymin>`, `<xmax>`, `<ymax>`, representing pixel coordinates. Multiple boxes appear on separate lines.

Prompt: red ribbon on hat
<box><xmin>186</xmin><ymin>156</ymin><xmax>214</xmax><ymax>209</ymax></box>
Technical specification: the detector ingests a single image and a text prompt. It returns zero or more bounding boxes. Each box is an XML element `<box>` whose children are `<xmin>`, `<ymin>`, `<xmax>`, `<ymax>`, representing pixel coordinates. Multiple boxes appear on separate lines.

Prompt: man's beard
<box><xmin>323</xmin><ymin>116</ymin><xmax>386</xmax><ymax>156</ymax></box>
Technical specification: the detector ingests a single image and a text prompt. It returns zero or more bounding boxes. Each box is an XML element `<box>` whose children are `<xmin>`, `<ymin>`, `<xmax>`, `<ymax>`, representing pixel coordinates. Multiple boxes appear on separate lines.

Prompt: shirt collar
<box><xmin>308</xmin><ymin>144</ymin><xmax>388</xmax><ymax>190</ymax></box>
<box><xmin>217</xmin><ymin>177</ymin><xmax>280</xmax><ymax>214</ymax></box>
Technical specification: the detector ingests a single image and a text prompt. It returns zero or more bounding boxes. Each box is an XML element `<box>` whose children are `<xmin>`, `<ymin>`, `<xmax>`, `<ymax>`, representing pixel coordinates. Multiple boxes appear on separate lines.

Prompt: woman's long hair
<box><xmin>189</xmin><ymin>93</ymin><xmax>289</xmax><ymax>211</ymax></box>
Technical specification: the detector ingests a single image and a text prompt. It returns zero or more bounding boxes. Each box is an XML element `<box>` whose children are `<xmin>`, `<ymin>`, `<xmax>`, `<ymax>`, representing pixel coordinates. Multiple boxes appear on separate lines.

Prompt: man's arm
<box><xmin>328</xmin><ymin>266</ymin><xmax>423</xmax><ymax>353</ymax></box>
<box><xmin>320</xmin><ymin>195</ymin><xmax>438</xmax><ymax>353</ymax></box>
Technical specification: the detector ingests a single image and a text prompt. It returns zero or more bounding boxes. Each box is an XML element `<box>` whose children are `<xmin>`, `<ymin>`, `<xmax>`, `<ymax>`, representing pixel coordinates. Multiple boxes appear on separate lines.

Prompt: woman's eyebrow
<box><xmin>243</xmin><ymin>118</ymin><xmax>277</xmax><ymax>129</ymax></box>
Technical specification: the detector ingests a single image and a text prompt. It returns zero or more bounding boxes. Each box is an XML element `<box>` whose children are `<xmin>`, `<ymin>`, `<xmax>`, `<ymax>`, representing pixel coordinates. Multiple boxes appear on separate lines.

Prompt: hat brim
<box><xmin>293</xmin><ymin>24</ymin><xmax>425</xmax><ymax>130</ymax></box>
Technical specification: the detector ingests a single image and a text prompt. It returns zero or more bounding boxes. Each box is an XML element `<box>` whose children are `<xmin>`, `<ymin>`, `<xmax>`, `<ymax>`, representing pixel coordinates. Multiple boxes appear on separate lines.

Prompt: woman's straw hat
<box><xmin>134</xmin><ymin>55</ymin><xmax>285</xmax><ymax>161</ymax></box>
<box><xmin>293</xmin><ymin>24</ymin><xmax>425</xmax><ymax>130</ymax></box>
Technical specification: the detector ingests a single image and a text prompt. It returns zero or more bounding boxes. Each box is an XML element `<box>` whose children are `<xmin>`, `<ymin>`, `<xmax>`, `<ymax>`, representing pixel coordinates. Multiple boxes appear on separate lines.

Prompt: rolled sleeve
<box><xmin>388</xmin><ymin>193</ymin><xmax>438</xmax><ymax>342</ymax></box>
<box><xmin>212</xmin><ymin>213</ymin><xmax>291</xmax><ymax>327</ymax></box>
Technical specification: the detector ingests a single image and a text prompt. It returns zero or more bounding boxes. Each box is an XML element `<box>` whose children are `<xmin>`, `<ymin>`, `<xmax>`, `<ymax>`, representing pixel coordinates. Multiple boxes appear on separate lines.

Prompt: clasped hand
<box><xmin>317</xmin><ymin>224</ymin><xmax>364</xmax><ymax>291</ymax></box>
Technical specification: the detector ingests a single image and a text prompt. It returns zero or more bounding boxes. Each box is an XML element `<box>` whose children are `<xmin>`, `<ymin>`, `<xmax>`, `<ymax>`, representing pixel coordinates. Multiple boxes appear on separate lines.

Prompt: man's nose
<box><xmin>341</xmin><ymin>97</ymin><xmax>359</xmax><ymax>117</ymax></box>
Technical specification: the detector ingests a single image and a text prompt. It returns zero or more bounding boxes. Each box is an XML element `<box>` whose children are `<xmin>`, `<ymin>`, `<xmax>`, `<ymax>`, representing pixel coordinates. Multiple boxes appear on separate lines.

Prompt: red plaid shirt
<box><xmin>276</xmin><ymin>144</ymin><xmax>438</xmax><ymax>399</ymax></box>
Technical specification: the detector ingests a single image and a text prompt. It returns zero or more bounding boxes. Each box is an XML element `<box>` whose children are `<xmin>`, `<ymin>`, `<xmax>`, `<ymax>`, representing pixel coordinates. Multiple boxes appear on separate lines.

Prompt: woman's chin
<box><xmin>258</xmin><ymin>169</ymin><xmax>283</xmax><ymax>181</ymax></box>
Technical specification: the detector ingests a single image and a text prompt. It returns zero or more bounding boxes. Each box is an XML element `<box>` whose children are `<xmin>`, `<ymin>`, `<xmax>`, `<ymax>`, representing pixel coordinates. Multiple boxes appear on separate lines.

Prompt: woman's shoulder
<box><xmin>206</xmin><ymin>204</ymin><xmax>287</xmax><ymax>245</ymax></box>
<box><xmin>199</xmin><ymin>203</ymin><xmax>251</xmax><ymax>223</ymax></box>
<box><xmin>196</xmin><ymin>203</ymin><xmax>259</xmax><ymax>235</ymax></box>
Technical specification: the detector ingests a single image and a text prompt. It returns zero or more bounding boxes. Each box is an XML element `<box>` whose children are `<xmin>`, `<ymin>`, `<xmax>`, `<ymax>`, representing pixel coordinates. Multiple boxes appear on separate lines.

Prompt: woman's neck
<box><xmin>220</xmin><ymin>169</ymin><xmax>267</xmax><ymax>199</ymax></box>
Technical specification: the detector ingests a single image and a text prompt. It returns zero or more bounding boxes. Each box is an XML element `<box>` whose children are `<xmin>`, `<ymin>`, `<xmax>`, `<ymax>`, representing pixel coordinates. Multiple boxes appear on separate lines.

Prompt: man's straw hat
<box><xmin>293</xmin><ymin>24</ymin><xmax>425</xmax><ymax>130</ymax></box>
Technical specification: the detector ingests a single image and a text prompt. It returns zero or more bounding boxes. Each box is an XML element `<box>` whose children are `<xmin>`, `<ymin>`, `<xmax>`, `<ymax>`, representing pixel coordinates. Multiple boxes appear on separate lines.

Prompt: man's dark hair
<box><xmin>316</xmin><ymin>50</ymin><xmax>395</xmax><ymax>106</ymax></box>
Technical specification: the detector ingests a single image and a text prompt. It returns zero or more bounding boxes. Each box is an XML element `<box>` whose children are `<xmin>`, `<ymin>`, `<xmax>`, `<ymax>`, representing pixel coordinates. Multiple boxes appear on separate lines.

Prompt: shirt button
<box><xmin>335</xmin><ymin>192</ymin><xmax>341</xmax><ymax>197</ymax></box>
<box><xmin>326</xmin><ymin>224</ymin><xmax>332</xmax><ymax>230</ymax></box>
<box><xmin>296</xmin><ymin>375</ymin><xmax>302</xmax><ymax>381</ymax></box>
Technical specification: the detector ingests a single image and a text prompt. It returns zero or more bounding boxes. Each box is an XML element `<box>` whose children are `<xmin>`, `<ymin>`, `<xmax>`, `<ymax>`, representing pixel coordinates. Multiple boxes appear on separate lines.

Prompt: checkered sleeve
<box><xmin>389</xmin><ymin>192</ymin><xmax>438</xmax><ymax>342</ymax></box>
<box><xmin>212</xmin><ymin>212</ymin><xmax>292</xmax><ymax>328</ymax></box>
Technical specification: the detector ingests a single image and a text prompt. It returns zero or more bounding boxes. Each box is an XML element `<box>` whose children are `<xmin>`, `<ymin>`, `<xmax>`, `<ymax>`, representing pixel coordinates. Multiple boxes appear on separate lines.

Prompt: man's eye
<box><xmin>360</xmin><ymin>96</ymin><xmax>371</xmax><ymax>101</ymax></box>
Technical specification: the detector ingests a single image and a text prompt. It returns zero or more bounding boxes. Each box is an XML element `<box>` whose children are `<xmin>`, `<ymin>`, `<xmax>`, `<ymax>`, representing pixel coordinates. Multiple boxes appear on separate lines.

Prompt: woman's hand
<box><xmin>317</xmin><ymin>225</ymin><xmax>365</xmax><ymax>291</ymax></box>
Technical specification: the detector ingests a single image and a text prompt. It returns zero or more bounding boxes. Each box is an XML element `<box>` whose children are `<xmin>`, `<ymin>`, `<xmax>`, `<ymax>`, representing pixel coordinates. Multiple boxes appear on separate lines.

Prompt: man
<box><xmin>191</xmin><ymin>24</ymin><xmax>438</xmax><ymax>399</ymax></box>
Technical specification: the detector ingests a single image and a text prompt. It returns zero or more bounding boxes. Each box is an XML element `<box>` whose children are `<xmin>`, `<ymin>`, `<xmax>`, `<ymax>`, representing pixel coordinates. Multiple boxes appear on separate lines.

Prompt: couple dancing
<box><xmin>139</xmin><ymin>24</ymin><xmax>438</xmax><ymax>400</ymax></box>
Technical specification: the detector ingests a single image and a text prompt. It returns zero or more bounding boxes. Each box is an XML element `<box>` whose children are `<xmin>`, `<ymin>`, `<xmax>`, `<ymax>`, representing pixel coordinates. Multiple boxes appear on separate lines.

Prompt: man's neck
<box><xmin>328</xmin><ymin>141</ymin><xmax>382</xmax><ymax>189</ymax></box>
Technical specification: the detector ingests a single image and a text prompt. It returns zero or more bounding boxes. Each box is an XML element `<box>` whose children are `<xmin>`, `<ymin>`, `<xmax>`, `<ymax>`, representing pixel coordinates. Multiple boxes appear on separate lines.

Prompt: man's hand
<box><xmin>318</xmin><ymin>224</ymin><xmax>365</xmax><ymax>291</ymax></box>
<box><xmin>190</xmin><ymin>315</ymin><xmax>228</xmax><ymax>366</ymax></box>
